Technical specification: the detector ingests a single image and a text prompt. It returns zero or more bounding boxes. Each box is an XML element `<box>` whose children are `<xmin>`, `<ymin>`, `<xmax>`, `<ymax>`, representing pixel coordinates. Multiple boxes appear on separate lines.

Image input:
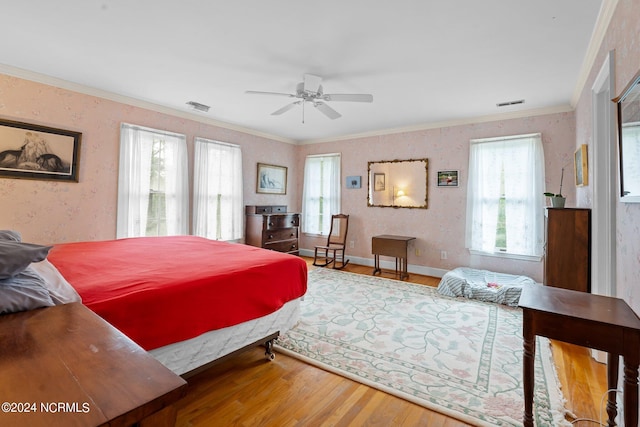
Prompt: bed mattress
<box><xmin>48</xmin><ymin>236</ymin><xmax>308</xmax><ymax>350</ymax></box>
<box><xmin>150</xmin><ymin>298</ymin><xmax>300</xmax><ymax>375</ymax></box>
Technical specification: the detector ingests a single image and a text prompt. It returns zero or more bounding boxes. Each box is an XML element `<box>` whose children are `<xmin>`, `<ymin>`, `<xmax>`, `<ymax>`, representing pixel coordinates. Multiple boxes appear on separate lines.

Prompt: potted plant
<box><xmin>544</xmin><ymin>166</ymin><xmax>567</xmax><ymax>208</ymax></box>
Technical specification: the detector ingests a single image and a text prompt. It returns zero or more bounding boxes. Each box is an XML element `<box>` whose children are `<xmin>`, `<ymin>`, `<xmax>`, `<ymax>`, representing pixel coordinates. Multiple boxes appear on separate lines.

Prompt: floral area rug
<box><xmin>276</xmin><ymin>268</ymin><xmax>569</xmax><ymax>426</ymax></box>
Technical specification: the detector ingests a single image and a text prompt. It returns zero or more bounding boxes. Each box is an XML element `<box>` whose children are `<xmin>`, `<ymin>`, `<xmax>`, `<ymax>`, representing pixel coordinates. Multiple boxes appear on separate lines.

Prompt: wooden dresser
<box><xmin>544</xmin><ymin>207</ymin><xmax>591</xmax><ymax>292</ymax></box>
<box><xmin>245</xmin><ymin>205</ymin><xmax>300</xmax><ymax>255</ymax></box>
<box><xmin>0</xmin><ymin>302</ymin><xmax>187</xmax><ymax>427</ymax></box>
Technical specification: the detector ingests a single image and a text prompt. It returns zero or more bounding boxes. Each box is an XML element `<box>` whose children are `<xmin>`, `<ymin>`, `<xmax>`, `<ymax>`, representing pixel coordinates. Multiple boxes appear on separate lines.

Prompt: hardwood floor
<box><xmin>175</xmin><ymin>259</ymin><xmax>608</xmax><ymax>426</ymax></box>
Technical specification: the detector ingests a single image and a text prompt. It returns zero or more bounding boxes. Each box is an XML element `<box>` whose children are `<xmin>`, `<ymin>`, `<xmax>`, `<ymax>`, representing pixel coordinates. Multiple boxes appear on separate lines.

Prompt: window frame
<box><xmin>465</xmin><ymin>133</ymin><xmax>545</xmax><ymax>261</ymax></box>
<box><xmin>192</xmin><ymin>137</ymin><xmax>243</xmax><ymax>242</ymax></box>
<box><xmin>302</xmin><ymin>153</ymin><xmax>341</xmax><ymax>236</ymax></box>
<box><xmin>117</xmin><ymin>123</ymin><xmax>189</xmax><ymax>238</ymax></box>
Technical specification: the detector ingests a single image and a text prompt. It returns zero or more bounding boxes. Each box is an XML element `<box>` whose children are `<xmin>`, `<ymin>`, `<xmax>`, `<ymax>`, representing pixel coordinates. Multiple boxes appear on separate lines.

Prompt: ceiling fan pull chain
<box><xmin>302</xmin><ymin>100</ymin><xmax>305</xmax><ymax>124</ymax></box>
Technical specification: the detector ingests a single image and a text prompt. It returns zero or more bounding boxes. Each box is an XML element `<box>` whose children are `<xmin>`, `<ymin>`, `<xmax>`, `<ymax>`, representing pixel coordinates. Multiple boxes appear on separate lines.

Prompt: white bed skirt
<box><xmin>150</xmin><ymin>298</ymin><xmax>301</xmax><ymax>375</ymax></box>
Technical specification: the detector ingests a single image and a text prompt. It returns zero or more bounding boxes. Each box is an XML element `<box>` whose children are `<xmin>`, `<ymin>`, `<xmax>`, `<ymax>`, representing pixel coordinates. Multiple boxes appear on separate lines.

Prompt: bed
<box><xmin>28</xmin><ymin>235</ymin><xmax>307</xmax><ymax>376</ymax></box>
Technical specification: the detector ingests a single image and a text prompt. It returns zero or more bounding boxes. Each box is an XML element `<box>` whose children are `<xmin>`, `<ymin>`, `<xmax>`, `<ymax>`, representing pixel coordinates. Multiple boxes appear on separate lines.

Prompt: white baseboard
<box><xmin>299</xmin><ymin>248</ymin><xmax>448</xmax><ymax>279</ymax></box>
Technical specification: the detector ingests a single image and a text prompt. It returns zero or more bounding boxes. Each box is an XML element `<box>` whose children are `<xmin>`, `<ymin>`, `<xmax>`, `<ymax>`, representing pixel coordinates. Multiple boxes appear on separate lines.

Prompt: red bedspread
<box><xmin>47</xmin><ymin>236</ymin><xmax>307</xmax><ymax>350</ymax></box>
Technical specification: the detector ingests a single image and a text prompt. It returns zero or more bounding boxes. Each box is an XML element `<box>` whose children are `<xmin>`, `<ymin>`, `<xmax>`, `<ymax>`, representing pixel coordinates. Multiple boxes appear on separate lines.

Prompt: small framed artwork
<box><xmin>574</xmin><ymin>144</ymin><xmax>588</xmax><ymax>186</ymax></box>
<box><xmin>437</xmin><ymin>170</ymin><xmax>459</xmax><ymax>187</ymax></box>
<box><xmin>257</xmin><ymin>163</ymin><xmax>287</xmax><ymax>194</ymax></box>
<box><xmin>346</xmin><ymin>176</ymin><xmax>361</xmax><ymax>189</ymax></box>
<box><xmin>374</xmin><ymin>173</ymin><xmax>385</xmax><ymax>191</ymax></box>
<box><xmin>0</xmin><ymin>119</ymin><xmax>82</xmax><ymax>182</ymax></box>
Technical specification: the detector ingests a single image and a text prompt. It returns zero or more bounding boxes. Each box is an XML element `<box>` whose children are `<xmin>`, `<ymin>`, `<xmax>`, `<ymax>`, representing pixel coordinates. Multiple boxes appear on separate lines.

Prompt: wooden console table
<box><xmin>372</xmin><ymin>235</ymin><xmax>415</xmax><ymax>280</ymax></box>
<box><xmin>519</xmin><ymin>285</ymin><xmax>640</xmax><ymax>427</ymax></box>
<box><xmin>0</xmin><ymin>303</ymin><xmax>187</xmax><ymax>427</ymax></box>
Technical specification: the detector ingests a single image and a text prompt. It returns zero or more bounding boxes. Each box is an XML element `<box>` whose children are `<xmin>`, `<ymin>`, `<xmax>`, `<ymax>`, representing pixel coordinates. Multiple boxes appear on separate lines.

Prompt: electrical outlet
<box><xmin>349</xmin><ymin>240</ymin><xmax>355</xmax><ymax>249</ymax></box>
<box><xmin>415</xmin><ymin>248</ymin><xmax>421</xmax><ymax>256</ymax></box>
<box><xmin>440</xmin><ymin>250</ymin><xmax>448</xmax><ymax>260</ymax></box>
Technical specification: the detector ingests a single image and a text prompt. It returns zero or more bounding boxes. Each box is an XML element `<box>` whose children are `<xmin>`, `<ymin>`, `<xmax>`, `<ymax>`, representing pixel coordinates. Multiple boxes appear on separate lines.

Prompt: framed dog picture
<box><xmin>0</xmin><ymin>119</ymin><xmax>82</xmax><ymax>182</ymax></box>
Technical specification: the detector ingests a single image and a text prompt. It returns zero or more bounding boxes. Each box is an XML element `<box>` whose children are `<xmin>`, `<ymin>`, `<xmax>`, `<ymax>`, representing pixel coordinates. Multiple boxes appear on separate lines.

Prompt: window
<box><xmin>465</xmin><ymin>133</ymin><xmax>545</xmax><ymax>259</ymax></box>
<box><xmin>302</xmin><ymin>153</ymin><xmax>341</xmax><ymax>235</ymax></box>
<box><xmin>117</xmin><ymin>124</ymin><xmax>188</xmax><ymax>238</ymax></box>
<box><xmin>193</xmin><ymin>138</ymin><xmax>243</xmax><ymax>241</ymax></box>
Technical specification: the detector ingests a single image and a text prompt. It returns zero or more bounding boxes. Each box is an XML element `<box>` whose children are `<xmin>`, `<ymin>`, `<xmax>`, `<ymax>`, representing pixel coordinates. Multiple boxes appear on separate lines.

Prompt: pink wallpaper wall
<box><xmin>298</xmin><ymin>112</ymin><xmax>576</xmax><ymax>283</ymax></box>
<box><xmin>0</xmin><ymin>75</ymin><xmax>299</xmax><ymax>244</ymax></box>
<box><xmin>2</xmin><ymin>0</ymin><xmax>637</xmax><ymax>292</ymax></box>
<box><xmin>574</xmin><ymin>0</ymin><xmax>640</xmax><ymax>312</ymax></box>
<box><xmin>0</xmin><ymin>74</ymin><xmax>576</xmax><ymax>284</ymax></box>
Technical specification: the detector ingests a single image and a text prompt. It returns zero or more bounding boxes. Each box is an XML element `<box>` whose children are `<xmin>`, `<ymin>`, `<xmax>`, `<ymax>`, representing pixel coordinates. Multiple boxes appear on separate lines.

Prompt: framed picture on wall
<box><xmin>374</xmin><ymin>173</ymin><xmax>385</xmax><ymax>191</ymax></box>
<box><xmin>0</xmin><ymin>119</ymin><xmax>82</xmax><ymax>182</ymax></box>
<box><xmin>437</xmin><ymin>170</ymin><xmax>459</xmax><ymax>187</ymax></box>
<box><xmin>256</xmin><ymin>163</ymin><xmax>287</xmax><ymax>194</ymax></box>
<box><xmin>346</xmin><ymin>176</ymin><xmax>361</xmax><ymax>189</ymax></box>
<box><xmin>574</xmin><ymin>144</ymin><xmax>588</xmax><ymax>187</ymax></box>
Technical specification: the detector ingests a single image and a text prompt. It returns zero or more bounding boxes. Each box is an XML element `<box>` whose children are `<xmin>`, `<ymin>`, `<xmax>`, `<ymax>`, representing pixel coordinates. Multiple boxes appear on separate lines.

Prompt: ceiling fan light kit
<box><xmin>246</xmin><ymin>74</ymin><xmax>373</xmax><ymax>122</ymax></box>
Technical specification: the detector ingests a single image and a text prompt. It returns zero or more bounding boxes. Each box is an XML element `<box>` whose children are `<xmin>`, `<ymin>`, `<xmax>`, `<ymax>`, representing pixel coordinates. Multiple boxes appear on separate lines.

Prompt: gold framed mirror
<box><xmin>367</xmin><ymin>158</ymin><xmax>428</xmax><ymax>208</ymax></box>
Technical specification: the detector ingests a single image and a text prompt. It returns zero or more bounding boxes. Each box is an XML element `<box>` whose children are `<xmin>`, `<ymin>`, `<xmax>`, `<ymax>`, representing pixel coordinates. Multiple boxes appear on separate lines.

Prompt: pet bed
<box><xmin>437</xmin><ymin>267</ymin><xmax>535</xmax><ymax>306</ymax></box>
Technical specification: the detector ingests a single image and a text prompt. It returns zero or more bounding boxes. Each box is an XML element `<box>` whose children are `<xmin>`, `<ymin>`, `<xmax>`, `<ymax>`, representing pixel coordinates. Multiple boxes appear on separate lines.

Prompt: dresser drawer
<box><xmin>265</xmin><ymin>214</ymin><xmax>299</xmax><ymax>230</ymax></box>
<box><xmin>246</xmin><ymin>205</ymin><xmax>287</xmax><ymax>214</ymax></box>
<box><xmin>263</xmin><ymin>228</ymin><xmax>298</xmax><ymax>243</ymax></box>
<box><xmin>245</xmin><ymin>205</ymin><xmax>299</xmax><ymax>255</ymax></box>
<box><xmin>264</xmin><ymin>239</ymin><xmax>298</xmax><ymax>253</ymax></box>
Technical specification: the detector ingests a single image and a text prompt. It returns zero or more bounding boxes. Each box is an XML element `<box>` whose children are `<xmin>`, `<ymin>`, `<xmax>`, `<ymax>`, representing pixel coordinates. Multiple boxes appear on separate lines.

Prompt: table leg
<box><xmin>373</xmin><ymin>254</ymin><xmax>381</xmax><ymax>276</ymax></box>
<box><xmin>623</xmin><ymin>358</ymin><xmax>639</xmax><ymax>427</ymax></box>
<box><xmin>522</xmin><ymin>317</ymin><xmax>535</xmax><ymax>427</ymax></box>
<box><xmin>606</xmin><ymin>353</ymin><xmax>618</xmax><ymax>427</ymax></box>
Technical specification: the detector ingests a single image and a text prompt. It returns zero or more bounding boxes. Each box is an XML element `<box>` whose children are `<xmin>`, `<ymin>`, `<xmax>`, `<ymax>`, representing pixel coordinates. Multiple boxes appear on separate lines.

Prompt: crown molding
<box><xmin>570</xmin><ymin>0</ymin><xmax>619</xmax><ymax>107</ymax></box>
<box><xmin>299</xmin><ymin>104</ymin><xmax>574</xmax><ymax>145</ymax></box>
<box><xmin>0</xmin><ymin>63</ymin><xmax>297</xmax><ymax>145</ymax></box>
<box><xmin>0</xmin><ymin>59</ymin><xmax>584</xmax><ymax>147</ymax></box>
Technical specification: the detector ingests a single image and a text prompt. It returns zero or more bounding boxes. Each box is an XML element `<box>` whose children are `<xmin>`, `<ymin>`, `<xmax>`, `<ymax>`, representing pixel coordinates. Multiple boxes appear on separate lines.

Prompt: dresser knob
<box><xmin>268</xmin><ymin>234</ymin><xmax>274</xmax><ymax>239</ymax></box>
<box><xmin>269</xmin><ymin>222</ymin><xmax>274</xmax><ymax>227</ymax></box>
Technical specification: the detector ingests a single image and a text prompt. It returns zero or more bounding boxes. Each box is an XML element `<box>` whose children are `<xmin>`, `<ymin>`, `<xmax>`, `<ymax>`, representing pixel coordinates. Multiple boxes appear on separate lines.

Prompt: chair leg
<box><xmin>332</xmin><ymin>249</ymin><xmax>349</xmax><ymax>270</ymax></box>
<box><xmin>313</xmin><ymin>248</ymin><xmax>334</xmax><ymax>267</ymax></box>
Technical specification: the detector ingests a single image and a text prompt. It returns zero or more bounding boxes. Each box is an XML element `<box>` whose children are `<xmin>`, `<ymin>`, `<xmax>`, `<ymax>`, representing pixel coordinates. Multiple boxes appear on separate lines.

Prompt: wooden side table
<box><xmin>519</xmin><ymin>285</ymin><xmax>640</xmax><ymax>427</ymax></box>
<box><xmin>372</xmin><ymin>234</ymin><xmax>415</xmax><ymax>280</ymax></box>
<box><xmin>0</xmin><ymin>303</ymin><xmax>187</xmax><ymax>427</ymax></box>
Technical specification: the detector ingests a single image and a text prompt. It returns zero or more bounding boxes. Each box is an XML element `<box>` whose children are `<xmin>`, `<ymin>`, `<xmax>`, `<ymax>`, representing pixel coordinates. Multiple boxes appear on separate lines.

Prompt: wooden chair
<box><xmin>313</xmin><ymin>214</ymin><xmax>350</xmax><ymax>269</ymax></box>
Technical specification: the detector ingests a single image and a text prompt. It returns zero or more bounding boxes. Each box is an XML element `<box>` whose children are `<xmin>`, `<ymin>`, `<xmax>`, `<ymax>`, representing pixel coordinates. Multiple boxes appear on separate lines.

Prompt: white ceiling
<box><xmin>1</xmin><ymin>1</ymin><xmax>604</xmax><ymax>143</ymax></box>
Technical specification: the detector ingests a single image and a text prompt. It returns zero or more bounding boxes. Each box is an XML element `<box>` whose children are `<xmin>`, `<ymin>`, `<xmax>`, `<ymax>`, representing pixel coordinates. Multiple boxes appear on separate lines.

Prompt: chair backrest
<box><xmin>327</xmin><ymin>214</ymin><xmax>349</xmax><ymax>246</ymax></box>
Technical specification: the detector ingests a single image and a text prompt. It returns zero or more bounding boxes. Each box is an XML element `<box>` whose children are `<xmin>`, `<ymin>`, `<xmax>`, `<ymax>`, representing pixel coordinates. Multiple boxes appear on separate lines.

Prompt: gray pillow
<box><xmin>0</xmin><ymin>241</ymin><xmax>52</xmax><ymax>279</ymax></box>
<box><xmin>0</xmin><ymin>266</ymin><xmax>55</xmax><ymax>314</ymax></box>
<box><xmin>0</xmin><ymin>230</ymin><xmax>21</xmax><ymax>242</ymax></box>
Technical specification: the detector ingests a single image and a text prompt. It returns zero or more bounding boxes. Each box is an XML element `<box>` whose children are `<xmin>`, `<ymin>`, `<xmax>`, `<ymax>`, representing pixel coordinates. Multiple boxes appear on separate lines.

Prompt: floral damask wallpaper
<box><xmin>1</xmin><ymin>0</ymin><xmax>638</xmax><ymax>309</ymax></box>
<box><xmin>297</xmin><ymin>112</ymin><xmax>575</xmax><ymax>283</ymax></box>
<box><xmin>0</xmin><ymin>75</ymin><xmax>299</xmax><ymax>244</ymax></box>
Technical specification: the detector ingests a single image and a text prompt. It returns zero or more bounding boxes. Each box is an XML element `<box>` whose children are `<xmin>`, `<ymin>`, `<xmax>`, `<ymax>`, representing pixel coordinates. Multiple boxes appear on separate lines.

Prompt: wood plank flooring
<box><xmin>175</xmin><ymin>259</ymin><xmax>608</xmax><ymax>427</ymax></box>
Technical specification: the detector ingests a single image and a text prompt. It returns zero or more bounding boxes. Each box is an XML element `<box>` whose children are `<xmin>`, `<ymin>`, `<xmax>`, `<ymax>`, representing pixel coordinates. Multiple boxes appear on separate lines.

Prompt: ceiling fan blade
<box><xmin>245</xmin><ymin>90</ymin><xmax>295</xmax><ymax>97</ymax></box>
<box><xmin>303</xmin><ymin>74</ymin><xmax>322</xmax><ymax>94</ymax></box>
<box><xmin>271</xmin><ymin>101</ymin><xmax>301</xmax><ymax>115</ymax></box>
<box><xmin>322</xmin><ymin>93</ymin><xmax>373</xmax><ymax>102</ymax></box>
<box><xmin>314</xmin><ymin>101</ymin><xmax>342</xmax><ymax>120</ymax></box>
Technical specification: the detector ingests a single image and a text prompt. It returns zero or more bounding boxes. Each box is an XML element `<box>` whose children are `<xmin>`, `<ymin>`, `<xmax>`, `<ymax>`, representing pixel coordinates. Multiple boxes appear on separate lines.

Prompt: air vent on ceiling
<box><xmin>186</xmin><ymin>101</ymin><xmax>210</xmax><ymax>112</ymax></box>
<box><xmin>496</xmin><ymin>99</ymin><xmax>525</xmax><ymax>107</ymax></box>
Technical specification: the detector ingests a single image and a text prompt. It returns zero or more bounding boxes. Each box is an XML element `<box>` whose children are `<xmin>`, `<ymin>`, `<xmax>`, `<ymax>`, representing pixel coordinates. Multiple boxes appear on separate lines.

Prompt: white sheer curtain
<box><xmin>465</xmin><ymin>133</ymin><xmax>545</xmax><ymax>258</ymax></box>
<box><xmin>302</xmin><ymin>153</ymin><xmax>341</xmax><ymax>235</ymax></box>
<box><xmin>193</xmin><ymin>138</ymin><xmax>243</xmax><ymax>241</ymax></box>
<box><xmin>117</xmin><ymin>123</ymin><xmax>188</xmax><ymax>238</ymax></box>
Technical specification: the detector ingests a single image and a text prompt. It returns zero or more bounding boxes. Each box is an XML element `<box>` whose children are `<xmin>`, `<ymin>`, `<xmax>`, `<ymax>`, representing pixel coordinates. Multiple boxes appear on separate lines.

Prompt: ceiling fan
<box><xmin>246</xmin><ymin>74</ymin><xmax>373</xmax><ymax>121</ymax></box>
